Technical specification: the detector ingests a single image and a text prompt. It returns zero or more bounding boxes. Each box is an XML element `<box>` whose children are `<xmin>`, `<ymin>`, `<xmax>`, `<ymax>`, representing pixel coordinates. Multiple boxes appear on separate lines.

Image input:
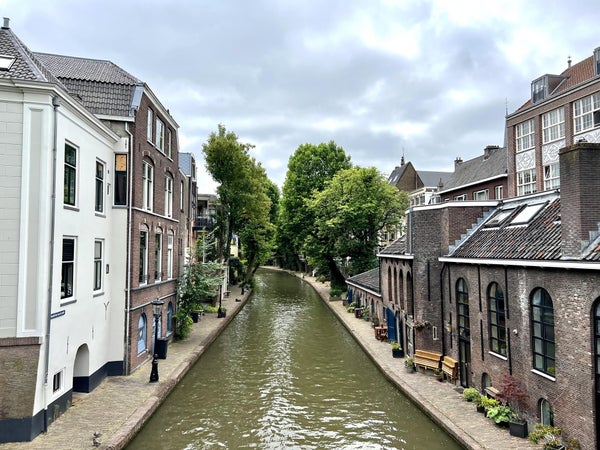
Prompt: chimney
<box><xmin>567</xmin><ymin>55</ymin><xmax>572</xmax><ymax>68</ymax></box>
<box><xmin>483</xmin><ymin>145</ymin><xmax>499</xmax><ymax>160</ymax></box>
<box><xmin>454</xmin><ymin>156</ymin><xmax>463</xmax><ymax>169</ymax></box>
<box><xmin>560</xmin><ymin>141</ymin><xmax>600</xmax><ymax>258</ymax></box>
<box><xmin>2</xmin><ymin>18</ymin><xmax>9</xmax><ymax>29</ymax></box>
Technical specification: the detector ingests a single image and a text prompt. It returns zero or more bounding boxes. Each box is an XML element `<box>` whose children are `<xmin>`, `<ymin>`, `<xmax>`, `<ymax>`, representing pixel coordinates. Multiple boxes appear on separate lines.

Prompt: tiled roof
<box><xmin>439</xmin><ymin>147</ymin><xmax>507</xmax><ymax>193</ymax></box>
<box><xmin>34</xmin><ymin>52</ymin><xmax>140</xmax><ymax>117</ymax></box>
<box><xmin>179</xmin><ymin>153</ymin><xmax>193</xmax><ymax>176</ymax></box>
<box><xmin>346</xmin><ymin>267</ymin><xmax>380</xmax><ymax>294</ymax></box>
<box><xmin>418</xmin><ymin>170</ymin><xmax>451</xmax><ymax>187</ymax></box>
<box><xmin>449</xmin><ymin>195</ymin><xmax>562</xmax><ymax>260</ymax></box>
<box><xmin>515</xmin><ymin>54</ymin><xmax>597</xmax><ymax>113</ymax></box>
<box><xmin>0</xmin><ymin>25</ymin><xmax>63</xmax><ymax>86</ymax></box>
<box><xmin>379</xmin><ymin>235</ymin><xmax>407</xmax><ymax>256</ymax></box>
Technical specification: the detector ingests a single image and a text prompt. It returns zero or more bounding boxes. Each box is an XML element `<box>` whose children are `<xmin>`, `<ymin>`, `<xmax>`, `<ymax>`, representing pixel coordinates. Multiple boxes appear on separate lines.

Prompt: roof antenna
<box><xmin>401</xmin><ymin>147</ymin><xmax>405</xmax><ymax>166</ymax></box>
<box><xmin>568</xmin><ymin>55</ymin><xmax>572</xmax><ymax>68</ymax></box>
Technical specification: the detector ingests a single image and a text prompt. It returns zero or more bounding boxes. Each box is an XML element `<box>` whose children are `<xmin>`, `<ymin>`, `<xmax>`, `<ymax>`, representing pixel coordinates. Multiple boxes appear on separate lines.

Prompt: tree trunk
<box><xmin>327</xmin><ymin>258</ymin><xmax>346</xmax><ymax>288</ymax></box>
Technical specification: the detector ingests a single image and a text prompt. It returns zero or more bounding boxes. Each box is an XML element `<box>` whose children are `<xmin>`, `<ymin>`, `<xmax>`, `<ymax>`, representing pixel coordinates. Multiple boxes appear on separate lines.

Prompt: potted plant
<box><xmin>497</xmin><ymin>374</ymin><xmax>530</xmax><ymax>438</ymax></box>
<box><xmin>486</xmin><ymin>404</ymin><xmax>514</xmax><ymax>427</ymax></box>
<box><xmin>371</xmin><ymin>316</ymin><xmax>380</xmax><ymax>328</ymax></box>
<box><xmin>390</xmin><ymin>341</ymin><xmax>404</xmax><ymax>358</ymax></box>
<box><xmin>479</xmin><ymin>396</ymin><xmax>499</xmax><ymax>414</ymax></box>
<box><xmin>528</xmin><ymin>423</ymin><xmax>563</xmax><ymax>449</ymax></box>
<box><xmin>404</xmin><ymin>357</ymin><xmax>415</xmax><ymax>373</ymax></box>
<box><xmin>433</xmin><ymin>367</ymin><xmax>444</xmax><ymax>381</ymax></box>
<box><xmin>462</xmin><ymin>388</ymin><xmax>481</xmax><ymax>403</ymax></box>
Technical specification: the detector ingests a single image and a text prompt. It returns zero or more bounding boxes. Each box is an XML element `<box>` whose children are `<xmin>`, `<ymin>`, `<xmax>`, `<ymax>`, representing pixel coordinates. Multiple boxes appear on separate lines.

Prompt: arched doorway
<box><xmin>72</xmin><ymin>344</ymin><xmax>90</xmax><ymax>393</ymax></box>
<box><xmin>457</xmin><ymin>278</ymin><xmax>471</xmax><ymax>388</ymax></box>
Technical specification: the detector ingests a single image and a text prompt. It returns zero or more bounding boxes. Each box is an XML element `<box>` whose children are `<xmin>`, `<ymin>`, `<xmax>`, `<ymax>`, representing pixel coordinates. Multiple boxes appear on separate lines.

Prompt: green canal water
<box><xmin>127</xmin><ymin>269</ymin><xmax>463</xmax><ymax>449</ymax></box>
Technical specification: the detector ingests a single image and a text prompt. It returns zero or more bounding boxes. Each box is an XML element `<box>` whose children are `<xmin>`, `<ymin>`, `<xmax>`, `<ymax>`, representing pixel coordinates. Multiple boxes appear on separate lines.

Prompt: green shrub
<box><xmin>486</xmin><ymin>405</ymin><xmax>514</xmax><ymax>424</ymax></box>
<box><xmin>479</xmin><ymin>396</ymin><xmax>499</xmax><ymax>411</ymax></box>
<box><xmin>463</xmin><ymin>388</ymin><xmax>481</xmax><ymax>403</ymax></box>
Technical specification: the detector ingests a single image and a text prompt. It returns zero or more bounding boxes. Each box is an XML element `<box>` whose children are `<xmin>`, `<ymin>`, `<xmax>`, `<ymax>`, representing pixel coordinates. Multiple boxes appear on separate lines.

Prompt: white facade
<box><xmin>0</xmin><ymin>81</ymin><xmax>127</xmax><ymax>432</ymax></box>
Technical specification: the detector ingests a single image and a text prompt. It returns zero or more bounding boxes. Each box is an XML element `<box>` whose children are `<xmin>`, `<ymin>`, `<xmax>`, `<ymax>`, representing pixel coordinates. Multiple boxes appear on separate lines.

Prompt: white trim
<box><xmin>439</xmin><ymin>256</ymin><xmax>600</xmax><ymax>270</ymax></box>
<box><xmin>377</xmin><ymin>253</ymin><xmax>413</xmax><ymax>260</ymax></box>
<box><xmin>437</xmin><ymin>174</ymin><xmax>507</xmax><ymax>195</ymax></box>
<box><xmin>346</xmin><ymin>282</ymin><xmax>381</xmax><ymax>298</ymax></box>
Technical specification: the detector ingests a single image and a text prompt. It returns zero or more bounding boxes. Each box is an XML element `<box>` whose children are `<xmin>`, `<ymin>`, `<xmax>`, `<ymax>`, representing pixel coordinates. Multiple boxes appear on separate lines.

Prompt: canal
<box><xmin>127</xmin><ymin>269</ymin><xmax>463</xmax><ymax>449</ymax></box>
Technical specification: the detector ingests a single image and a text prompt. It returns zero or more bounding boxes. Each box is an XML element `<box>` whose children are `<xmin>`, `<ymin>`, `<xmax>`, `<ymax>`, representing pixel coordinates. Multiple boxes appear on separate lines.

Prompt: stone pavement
<box><xmin>0</xmin><ymin>284</ymin><xmax>251</xmax><ymax>450</ymax></box>
<box><xmin>2</xmin><ymin>270</ymin><xmax>540</xmax><ymax>450</ymax></box>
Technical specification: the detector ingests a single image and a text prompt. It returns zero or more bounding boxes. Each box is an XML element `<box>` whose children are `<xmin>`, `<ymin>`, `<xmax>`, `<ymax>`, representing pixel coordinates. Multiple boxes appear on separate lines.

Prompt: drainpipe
<box><xmin>440</xmin><ymin>261</ymin><xmax>447</xmax><ymax>356</ymax></box>
<box><xmin>123</xmin><ymin>123</ymin><xmax>134</xmax><ymax>375</ymax></box>
<box><xmin>43</xmin><ymin>95</ymin><xmax>61</xmax><ymax>431</ymax></box>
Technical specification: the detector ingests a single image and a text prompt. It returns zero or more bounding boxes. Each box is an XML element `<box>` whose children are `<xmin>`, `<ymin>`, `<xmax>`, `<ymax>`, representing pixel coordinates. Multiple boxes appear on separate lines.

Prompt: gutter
<box><xmin>123</xmin><ymin>123</ymin><xmax>134</xmax><ymax>375</ymax></box>
<box><xmin>43</xmin><ymin>95</ymin><xmax>61</xmax><ymax>431</ymax></box>
<box><xmin>438</xmin><ymin>256</ymin><xmax>600</xmax><ymax>270</ymax></box>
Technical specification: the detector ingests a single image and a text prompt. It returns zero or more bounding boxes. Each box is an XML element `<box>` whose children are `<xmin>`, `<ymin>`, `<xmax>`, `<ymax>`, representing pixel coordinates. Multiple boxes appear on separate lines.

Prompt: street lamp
<box><xmin>149</xmin><ymin>298</ymin><xmax>164</xmax><ymax>383</ymax></box>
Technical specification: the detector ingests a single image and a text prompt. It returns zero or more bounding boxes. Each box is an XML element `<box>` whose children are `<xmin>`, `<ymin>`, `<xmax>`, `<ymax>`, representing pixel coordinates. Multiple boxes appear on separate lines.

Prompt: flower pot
<box><xmin>509</xmin><ymin>419</ymin><xmax>528</xmax><ymax>438</ymax></box>
<box><xmin>191</xmin><ymin>311</ymin><xmax>200</xmax><ymax>323</ymax></box>
<box><xmin>392</xmin><ymin>348</ymin><xmax>404</xmax><ymax>358</ymax></box>
<box><xmin>476</xmin><ymin>405</ymin><xmax>486</xmax><ymax>414</ymax></box>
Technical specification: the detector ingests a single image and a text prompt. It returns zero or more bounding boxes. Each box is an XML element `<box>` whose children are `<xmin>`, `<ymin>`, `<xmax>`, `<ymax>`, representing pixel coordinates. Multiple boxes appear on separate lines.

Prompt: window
<box><xmin>94</xmin><ymin>240</ymin><xmax>103</xmax><ymax>291</ymax></box>
<box><xmin>114</xmin><ymin>154</ymin><xmax>128</xmax><ymax>206</ymax></box>
<box><xmin>540</xmin><ymin>399</ymin><xmax>554</xmax><ymax>426</ymax></box>
<box><xmin>495</xmin><ymin>185</ymin><xmax>503</xmax><ymax>200</ymax></box>
<box><xmin>517</xmin><ymin>168</ymin><xmax>536</xmax><ymax>196</ymax></box>
<box><xmin>139</xmin><ymin>230</ymin><xmax>148</xmax><ymax>284</ymax></box>
<box><xmin>531</xmin><ymin>288</ymin><xmax>555</xmax><ymax>376</ymax></box>
<box><xmin>155</xmin><ymin>118</ymin><xmax>165</xmax><ymax>151</ymax></box>
<box><xmin>155</xmin><ymin>232</ymin><xmax>162</xmax><ymax>282</ymax></box>
<box><xmin>488</xmin><ymin>282</ymin><xmax>507</xmax><ymax>356</ymax></box>
<box><xmin>531</xmin><ymin>77</ymin><xmax>547</xmax><ymax>103</ymax></box>
<box><xmin>516</xmin><ymin>119</ymin><xmax>535</xmax><ymax>153</ymax></box>
<box><xmin>473</xmin><ymin>189</ymin><xmax>489</xmax><ymax>200</ymax></box>
<box><xmin>544</xmin><ymin>163</ymin><xmax>560</xmax><ymax>190</ymax></box>
<box><xmin>180</xmin><ymin>180</ymin><xmax>184</xmax><ymax>212</ymax></box>
<box><xmin>95</xmin><ymin>160</ymin><xmax>105</xmax><ymax>213</ymax></box>
<box><xmin>573</xmin><ymin>93</ymin><xmax>600</xmax><ymax>134</ymax></box>
<box><xmin>510</xmin><ymin>203</ymin><xmax>546</xmax><ymax>225</ymax></box>
<box><xmin>167</xmin><ymin>232</ymin><xmax>173</xmax><ymax>279</ymax></box>
<box><xmin>142</xmin><ymin>161</ymin><xmax>154</xmax><ymax>211</ymax></box>
<box><xmin>53</xmin><ymin>370</ymin><xmax>63</xmax><ymax>393</ymax></box>
<box><xmin>64</xmin><ymin>143</ymin><xmax>77</xmax><ymax>206</ymax></box>
<box><xmin>137</xmin><ymin>314</ymin><xmax>147</xmax><ymax>354</ymax></box>
<box><xmin>167</xmin><ymin>129</ymin><xmax>172</xmax><ymax>158</ymax></box>
<box><xmin>454</xmin><ymin>194</ymin><xmax>467</xmax><ymax>201</ymax></box>
<box><xmin>542</xmin><ymin>108</ymin><xmax>565</xmax><ymax>143</ymax></box>
<box><xmin>456</xmin><ymin>278</ymin><xmax>470</xmax><ymax>340</ymax></box>
<box><xmin>147</xmin><ymin>109</ymin><xmax>153</xmax><ymax>142</ymax></box>
<box><xmin>165</xmin><ymin>175</ymin><xmax>173</xmax><ymax>218</ymax></box>
<box><xmin>61</xmin><ymin>238</ymin><xmax>75</xmax><ymax>299</ymax></box>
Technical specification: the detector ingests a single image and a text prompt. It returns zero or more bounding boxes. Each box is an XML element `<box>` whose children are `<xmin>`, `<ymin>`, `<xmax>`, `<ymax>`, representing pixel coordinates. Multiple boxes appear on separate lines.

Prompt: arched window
<box><xmin>540</xmin><ymin>398</ymin><xmax>553</xmax><ymax>425</ymax></box>
<box><xmin>482</xmin><ymin>373</ymin><xmax>491</xmax><ymax>390</ymax></box>
<box><xmin>393</xmin><ymin>266</ymin><xmax>398</xmax><ymax>304</ymax></box>
<box><xmin>398</xmin><ymin>269</ymin><xmax>404</xmax><ymax>309</ymax></box>
<box><xmin>137</xmin><ymin>314</ymin><xmax>147</xmax><ymax>354</ymax></box>
<box><xmin>167</xmin><ymin>302</ymin><xmax>173</xmax><ymax>333</ymax></box>
<box><xmin>488</xmin><ymin>282</ymin><xmax>507</xmax><ymax>356</ymax></box>
<box><xmin>456</xmin><ymin>278</ymin><xmax>470</xmax><ymax>340</ymax></box>
<box><xmin>387</xmin><ymin>266</ymin><xmax>393</xmax><ymax>305</ymax></box>
<box><xmin>407</xmin><ymin>272</ymin><xmax>414</xmax><ymax>316</ymax></box>
<box><xmin>531</xmin><ymin>288</ymin><xmax>555</xmax><ymax>376</ymax></box>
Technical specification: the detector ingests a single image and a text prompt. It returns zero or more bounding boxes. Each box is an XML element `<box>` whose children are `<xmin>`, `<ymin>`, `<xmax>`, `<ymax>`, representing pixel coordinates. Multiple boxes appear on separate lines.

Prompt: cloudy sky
<box><xmin>3</xmin><ymin>0</ymin><xmax>599</xmax><ymax>192</ymax></box>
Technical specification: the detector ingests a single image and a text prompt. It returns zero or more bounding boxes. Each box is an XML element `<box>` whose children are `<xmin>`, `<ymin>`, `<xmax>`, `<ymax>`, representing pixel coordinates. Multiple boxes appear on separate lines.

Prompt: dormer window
<box><xmin>595</xmin><ymin>47</ymin><xmax>600</xmax><ymax>76</ymax></box>
<box><xmin>532</xmin><ymin>76</ymin><xmax>547</xmax><ymax>103</ymax></box>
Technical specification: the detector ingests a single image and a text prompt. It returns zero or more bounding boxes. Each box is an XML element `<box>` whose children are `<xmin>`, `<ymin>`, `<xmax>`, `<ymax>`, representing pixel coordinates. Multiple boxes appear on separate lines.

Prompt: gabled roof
<box><xmin>0</xmin><ymin>23</ymin><xmax>64</xmax><ymax>86</ymax></box>
<box><xmin>418</xmin><ymin>170</ymin><xmax>451</xmax><ymax>188</ymax></box>
<box><xmin>514</xmin><ymin>53</ymin><xmax>597</xmax><ymax>113</ymax></box>
<box><xmin>34</xmin><ymin>52</ymin><xmax>140</xmax><ymax>117</ymax></box>
<box><xmin>378</xmin><ymin>235</ymin><xmax>408</xmax><ymax>256</ymax></box>
<box><xmin>439</xmin><ymin>147</ymin><xmax>507</xmax><ymax>193</ymax></box>
<box><xmin>448</xmin><ymin>193</ymin><xmax>562</xmax><ymax>260</ymax></box>
<box><xmin>346</xmin><ymin>267</ymin><xmax>380</xmax><ymax>294</ymax></box>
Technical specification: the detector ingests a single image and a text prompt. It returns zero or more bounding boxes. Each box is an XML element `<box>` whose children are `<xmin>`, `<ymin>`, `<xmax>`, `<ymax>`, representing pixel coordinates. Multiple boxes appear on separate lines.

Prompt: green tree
<box><xmin>308</xmin><ymin>166</ymin><xmax>408</xmax><ymax>283</ymax></box>
<box><xmin>277</xmin><ymin>141</ymin><xmax>351</xmax><ymax>271</ymax></box>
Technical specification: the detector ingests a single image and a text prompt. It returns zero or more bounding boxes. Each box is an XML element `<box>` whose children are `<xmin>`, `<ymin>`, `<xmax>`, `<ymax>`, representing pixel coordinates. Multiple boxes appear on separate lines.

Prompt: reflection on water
<box><xmin>127</xmin><ymin>269</ymin><xmax>463</xmax><ymax>450</ymax></box>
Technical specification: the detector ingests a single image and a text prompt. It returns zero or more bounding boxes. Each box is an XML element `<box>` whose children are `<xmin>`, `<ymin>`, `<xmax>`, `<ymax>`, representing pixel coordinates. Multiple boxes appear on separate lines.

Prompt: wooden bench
<box><xmin>441</xmin><ymin>356</ymin><xmax>458</xmax><ymax>380</ymax></box>
<box><xmin>413</xmin><ymin>349</ymin><xmax>442</xmax><ymax>372</ymax></box>
<box><xmin>485</xmin><ymin>386</ymin><xmax>500</xmax><ymax>399</ymax></box>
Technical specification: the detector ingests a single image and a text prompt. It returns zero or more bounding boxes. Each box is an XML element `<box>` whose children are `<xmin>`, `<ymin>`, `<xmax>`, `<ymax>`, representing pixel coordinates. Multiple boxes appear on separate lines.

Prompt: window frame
<box><xmin>473</xmin><ymin>189</ymin><xmax>489</xmax><ymax>200</ymax></box>
<box><xmin>544</xmin><ymin>163</ymin><xmax>560</xmax><ymax>191</ymax></box>
<box><xmin>542</xmin><ymin>107</ymin><xmax>565</xmax><ymax>144</ymax></box>
<box><xmin>114</xmin><ymin>154</ymin><xmax>128</xmax><ymax>206</ymax></box>
<box><xmin>165</xmin><ymin>174</ymin><xmax>173</xmax><ymax>218</ymax></box>
<box><xmin>93</xmin><ymin>239</ymin><xmax>103</xmax><ymax>292</ymax></box>
<box><xmin>147</xmin><ymin>109</ymin><xmax>153</xmax><ymax>142</ymax></box>
<box><xmin>155</xmin><ymin>117</ymin><xmax>165</xmax><ymax>151</ymax></box>
<box><xmin>154</xmin><ymin>232</ymin><xmax>162</xmax><ymax>282</ymax></box>
<box><xmin>456</xmin><ymin>278</ymin><xmax>470</xmax><ymax>341</ymax></box>
<box><xmin>167</xmin><ymin>129</ymin><xmax>172</xmax><ymax>158</ymax></box>
<box><xmin>494</xmin><ymin>185</ymin><xmax>503</xmax><ymax>200</ymax></box>
<box><xmin>517</xmin><ymin>168</ymin><xmax>537</xmax><ymax>196</ymax></box>
<box><xmin>137</xmin><ymin>314</ymin><xmax>147</xmax><ymax>354</ymax></box>
<box><xmin>573</xmin><ymin>93</ymin><xmax>600</xmax><ymax>134</ymax></box>
<box><xmin>515</xmin><ymin>119</ymin><xmax>535</xmax><ymax>153</ymax></box>
<box><xmin>488</xmin><ymin>282</ymin><xmax>507</xmax><ymax>357</ymax></box>
<box><xmin>61</xmin><ymin>237</ymin><xmax>76</xmax><ymax>300</ymax></box>
<box><xmin>167</xmin><ymin>232</ymin><xmax>174</xmax><ymax>279</ymax></box>
<box><xmin>64</xmin><ymin>143</ymin><xmax>78</xmax><ymax>207</ymax></box>
<box><xmin>95</xmin><ymin>160</ymin><xmax>105</xmax><ymax>213</ymax></box>
<box><xmin>142</xmin><ymin>160</ymin><xmax>154</xmax><ymax>211</ymax></box>
<box><xmin>531</xmin><ymin>288</ymin><xmax>556</xmax><ymax>377</ymax></box>
<box><xmin>139</xmin><ymin>230</ymin><xmax>148</xmax><ymax>285</ymax></box>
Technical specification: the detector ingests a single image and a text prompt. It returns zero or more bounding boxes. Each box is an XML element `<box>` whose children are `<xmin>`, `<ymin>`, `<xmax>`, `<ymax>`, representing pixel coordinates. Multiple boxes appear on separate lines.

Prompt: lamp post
<box><xmin>149</xmin><ymin>298</ymin><xmax>164</xmax><ymax>383</ymax></box>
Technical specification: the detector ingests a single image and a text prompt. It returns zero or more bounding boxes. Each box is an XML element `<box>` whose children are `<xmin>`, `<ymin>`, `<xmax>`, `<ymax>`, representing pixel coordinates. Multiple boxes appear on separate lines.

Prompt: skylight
<box><xmin>485</xmin><ymin>208</ymin><xmax>515</xmax><ymax>228</ymax></box>
<box><xmin>509</xmin><ymin>202</ymin><xmax>546</xmax><ymax>225</ymax></box>
<box><xmin>0</xmin><ymin>55</ymin><xmax>15</xmax><ymax>70</ymax></box>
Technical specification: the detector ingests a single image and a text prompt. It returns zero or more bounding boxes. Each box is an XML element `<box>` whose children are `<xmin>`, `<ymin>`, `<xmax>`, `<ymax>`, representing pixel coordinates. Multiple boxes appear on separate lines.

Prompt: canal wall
<box><xmin>286</xmin><ymin>268</ymin><xmax>539</xmax><ymax>450</ymax></box>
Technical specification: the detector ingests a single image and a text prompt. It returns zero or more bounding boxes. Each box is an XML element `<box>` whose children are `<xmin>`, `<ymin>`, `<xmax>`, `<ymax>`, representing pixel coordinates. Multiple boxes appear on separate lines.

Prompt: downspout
<box><xmin>123</xmin><ymin>123</ymin><xmax>134</xmax><ymax>375</ymax></box>
<box><xmin>43</xmin><ymin>95</ymin><xmax>61</xmax><ymax>431</ymax></box>
<box><xmin>440</xmin><ymin>261</ymin><xmax>447</xmax><ymax>356</ymax></box>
